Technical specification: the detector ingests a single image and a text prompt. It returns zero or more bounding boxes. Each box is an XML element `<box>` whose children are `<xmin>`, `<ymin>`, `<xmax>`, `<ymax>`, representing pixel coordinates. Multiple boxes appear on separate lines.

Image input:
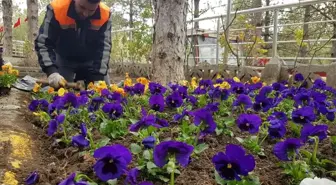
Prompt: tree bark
<box><xmin>129</xmin><ymin>0</ymin><xmax>133</xmax><ymax>28</ymax></box>
<box><xmin>252</xmin><ymin>0</ymin><xmax>262</xmax><ymax>37</ymax></box>
<box><xmin>331</xmin><ymin>2</ymin><xmax>336</xmax><ymax>62</ymax></box>
<box><xmin>194</xmin><ymin>0</ymin><xmax>200</xmax><ymax>29</ymax></box>
<box><xmin>299</xmin><ymin>5</ymin><xmax>310</xmax><ymax>62</ymax></box>
<box><xmin>151</xmin><ymin>0</ymin><xmax>187</xmax><ymax>85</ymax></box>
<box><xmin>2</xmin><ymin>0</ymin><xmax>12</xmax><ymax>57</ymax></box>
<box><xmin>264</xmin><ymin>0</ymin><xmax>271</xmax><ymax>56</ymax></box>
<box><xmin>264</xmin><ymin>0</ymin><xmax>270</xmax><ymax>42</ymax></box>
<box><xmin>27</xmin><ymin>0</ymin><xmax>39</xmax><ymax>43</ymax></box>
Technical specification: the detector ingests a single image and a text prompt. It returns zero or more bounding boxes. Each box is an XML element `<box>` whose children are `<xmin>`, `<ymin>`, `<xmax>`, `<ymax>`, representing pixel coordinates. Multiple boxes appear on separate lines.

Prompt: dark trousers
<box><xmin>55</xmin><ymin>54</ymin><xmax>111</xmax><ymax>86</ymax></box>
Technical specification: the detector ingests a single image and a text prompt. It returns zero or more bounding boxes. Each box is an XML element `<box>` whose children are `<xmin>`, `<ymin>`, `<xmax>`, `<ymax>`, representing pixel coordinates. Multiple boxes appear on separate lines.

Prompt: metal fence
<box><xmin>111</xmin><ymin>0</ymin><xmax>335</xmax><ymax>67</ymax></box>
<box><xmin>11</xmin><ymin>0</ymin><xmax>336</xmax><ymax>65</ymax></box>
<box><xmin>12</xmin><ymin>40</ymin><xmax>25</xmax><ymax>58</ymax></box>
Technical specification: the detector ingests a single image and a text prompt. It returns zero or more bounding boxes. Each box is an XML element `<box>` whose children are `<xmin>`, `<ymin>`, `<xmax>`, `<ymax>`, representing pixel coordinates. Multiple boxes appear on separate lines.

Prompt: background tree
<box><xmin>2</xmin><ymin>0</ymin><xmax>13</xmax><ymax>56</ymax></box>
<box><xmin>151</xmin><ymin>0</ymin><xmax>188</xmax><ymax>84</ymax></box>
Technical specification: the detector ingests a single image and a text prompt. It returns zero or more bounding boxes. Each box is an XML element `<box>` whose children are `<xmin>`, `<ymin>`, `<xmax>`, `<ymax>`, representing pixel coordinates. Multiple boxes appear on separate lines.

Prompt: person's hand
<box><xmin>48</xmin><ymin>73</ymin><xmax>66</xmax><ymax>89</ymax></box>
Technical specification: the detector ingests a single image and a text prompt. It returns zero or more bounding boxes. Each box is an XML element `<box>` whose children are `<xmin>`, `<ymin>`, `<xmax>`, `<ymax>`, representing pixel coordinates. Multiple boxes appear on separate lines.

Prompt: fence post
<box><xmin>272</xmin><ymin>9</ymin><xmax>279</xmax><ymax>57</ymax></box>
<box><xmin>216</xmin><ymin>17</ymin><xmax>220</xmax><ymax>65</ymax></box>
<box><xmin>223</xmin><ymin>0</ymin><xmax>232</xmax><ymax>64</ymax></box>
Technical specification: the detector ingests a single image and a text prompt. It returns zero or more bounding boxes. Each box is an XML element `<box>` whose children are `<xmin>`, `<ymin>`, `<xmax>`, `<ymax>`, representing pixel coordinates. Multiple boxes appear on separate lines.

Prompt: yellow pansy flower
<box><xmin>33</xmin><ymin>83</ymin><xmax>41</xmax><ymax>93</ymax></box>
<box><xmin>47</xmin><ymin>87</ymin><xmax>54</xmax><ymax>94</ymax></box>
<box><xmin>251</xmin><ymin>76</ymin><xmax>260</xmax><ymax>84</ymax></box>
<box><xmin>58</xmin><ymin>88</ymin><xmax>66</xmax><ymax>96</ymax></box>
<box><xmin>233</xmin><ymin>77</ymin><xmax>240</xmax><ymax>82</ymax></box>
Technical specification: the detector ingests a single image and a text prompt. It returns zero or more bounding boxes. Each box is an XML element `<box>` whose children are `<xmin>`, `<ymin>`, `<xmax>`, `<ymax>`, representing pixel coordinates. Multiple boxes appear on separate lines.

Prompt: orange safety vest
<box><xmin>50</xmin><ymin>0</ymin><xmax>110</xmax><ymax>31</ymax></box>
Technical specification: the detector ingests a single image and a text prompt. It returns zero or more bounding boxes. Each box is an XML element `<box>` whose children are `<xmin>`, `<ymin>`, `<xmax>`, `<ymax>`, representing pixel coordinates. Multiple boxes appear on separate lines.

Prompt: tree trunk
<box><xmin>194</xmin><ymin>0</ymin><xmax>200</xmax><ymax>29</ymax></box>
<box><xmin>332</xmin><ymin>24</ymin><xmax>336</xmax><ymax>62</ymax></box>
<box><xmin>264</xmin><ymin>0</ymin><xmax>271</xmax><ymax>56</ymax></box>
<box><xmin>299</xmin><ymin>5</ymin><xmax>310</xmax><ymax>63</ymax></box>
<box><xmin>151</xmin><ymin>0</ymin><xmax>187</xmax><ymax>85</ymax></box>
<box><xmin>27</xmin><ymin>0</ymin><xmax>39</xmax><ymax>43</ymax></box>
<box><xmin>129</xmin><ymin>0</ymin><xmax>133</xmax><ymax>28</ymax></box>
<box><xmin>332</xmin><ymin>3</ymin><xmax>336</xmax><ymax>62</ymax></box>
<box><xmin>2</xmin><ymin>0</ymin><xmax>12</xmax><ymax>57</ymax></box>
<box><xmin>252</xmin><ymin>0</ymin><xmax>262</xmax><ymax>37</ymax></box>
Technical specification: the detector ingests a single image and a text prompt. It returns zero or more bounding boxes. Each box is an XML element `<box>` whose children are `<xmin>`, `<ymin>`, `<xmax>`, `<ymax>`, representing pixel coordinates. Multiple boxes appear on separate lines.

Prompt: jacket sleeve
<box><xmin>34</xmin><ymin>5</ymin><xmax>60</xmax><ymax>77</ymax></box>
<box><xmin>90</xmin><ymin>11</ymin><xmax>112</xmax><ymax>82</ymax></box>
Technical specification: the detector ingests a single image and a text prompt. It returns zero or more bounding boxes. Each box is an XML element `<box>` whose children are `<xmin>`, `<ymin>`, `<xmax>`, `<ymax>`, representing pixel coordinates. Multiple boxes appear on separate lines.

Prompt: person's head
<box><xmin>74</xmin><ymin>0</ymin><xmax>101</xmax><ymax>20</ymax></box>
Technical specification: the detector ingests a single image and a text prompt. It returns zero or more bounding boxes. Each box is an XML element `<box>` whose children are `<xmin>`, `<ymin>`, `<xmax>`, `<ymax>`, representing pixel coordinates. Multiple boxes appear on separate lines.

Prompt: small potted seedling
<box><xmin>0</xmin><ymin>46</ymin><xmax>19</xmax><ymax>95</ymax></box>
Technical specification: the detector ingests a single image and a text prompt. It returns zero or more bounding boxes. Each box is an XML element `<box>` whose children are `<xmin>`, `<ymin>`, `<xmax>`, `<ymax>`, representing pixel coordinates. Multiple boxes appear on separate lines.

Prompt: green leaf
<box><xmin>321</xmin><ymin>159</ymin><xmax>336</xmax><ymax>167</ymax></box>
<box><xmin>158</xmin><ymin>175</ymin><xmax>170</xmax><ymax>182</ymax></box>
<box><xmin>215</xmin><ymin>128</ymin><xmax>223</xmax><ymax>135</ymax></box>
<box><xmin>236</xmin><ymin>137</ymin><xmax>244</xmax><ymax>143</ymax></box>
<box><xmin>214</xmin><ymin>171</ymin><xmax>226</xmax><ymax>185</ymax></box>
<box><xmin>223</xmin><ymin>117</ymin><xmax>235</xmax><ymax>127</ymax></box>
<box><xmin>300</xmin><ymin>149</ymin><xmax>312</xmax><ymax>160</ymax></box>
<box><xmin>143</xmin><ymin>150</ymin><xmax>151</xmax><ymax>160</ymax></box>
<box><xmin>87</xmin><ymin>183</ymin><xmax>98</xmax><ymax>185</ymax></box>
<box><xmin>107</xmin><ymin>179</ymin><xmax>118</xmax><ymax>185</ymax></box>
<box><xmin>130</xmin><ymin>143</ymin><xmax>142</xmax><ymax>154</ymax></box>
<box><xmin>167</xmin><ymin>160</ymin><xmax>176</xmax><ymax>174</ymax></box>
<box><xmin>97</xmin><ymin>137</ymin><xmax>110</xmax><ymax>148</ymax></box>
<box><xmin>129</xmin><ymin>119</ymin><xmax>138</xmax><ymax>124</ymax></box>
<box><xmin>146</xmin><ymin>161</ymin><xmax>157</xmax><ymax>170</ymax></box>
<box><xmin>194</xmin><ymin>143</ymin><xmax>209</xmax><ymax>154</ymax></box>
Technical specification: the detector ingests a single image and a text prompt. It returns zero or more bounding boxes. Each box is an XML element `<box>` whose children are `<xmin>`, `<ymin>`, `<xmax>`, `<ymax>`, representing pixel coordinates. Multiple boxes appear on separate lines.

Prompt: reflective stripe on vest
<box><xmin>50</xmin><ymin>0</ymin><xmax>110</xmax><ymax>30</ymax></box>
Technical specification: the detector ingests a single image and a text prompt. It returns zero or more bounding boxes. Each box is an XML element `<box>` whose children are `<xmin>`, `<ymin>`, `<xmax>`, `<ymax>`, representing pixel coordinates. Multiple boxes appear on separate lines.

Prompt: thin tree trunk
<box><xmin>2</xmin><ymin>0</ymin><xmax>12</xmax><ymax>57</ymax></box>
<box><xmin>332</xmin><ymin>3</ymin><xmax>336</xmax><ymax>62</ymax></box>
<box><xmin>194</xmin><ymin>0</ymin><xmax>200</xmax><ymax>29</ymax></box>
<box><xmin>252</xmin><ymin>0</ymin><xmax>262</xmax><ymax>37</ymax></box>
<box><xmin>27</xmin><ymin>0</ymin><xmax>39</xmax><ymax>43</ymax></box>
<box><xmin>299</xmin><ymin>5</ymin><xmax>310</xmax><ymax>63</ymax></box>
<box><xmin>332</xmin><ymin>24</ymin><xmax>336</xmax><ymax>62</ymax></box>
<box><xmin>151</xmin><ymin>0</ymin><xmax>187</xmax><ymax>85</ymax></box>
<box><xmin>264</xmin><ymin>0</ymin><xmax>271</xmax><ymax>56</ymax></box>
<box><xmin>129</xmin><ymin>0</ymin><xmax>133</xmax><ymax>28</ymax></box>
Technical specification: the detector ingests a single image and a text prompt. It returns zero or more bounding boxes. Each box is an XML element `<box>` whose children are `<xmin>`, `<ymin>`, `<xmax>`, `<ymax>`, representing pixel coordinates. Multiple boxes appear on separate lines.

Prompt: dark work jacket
<box><xmin>34</xmin><ymin>0</ymin><xmax>112</xmax><ymax>81</ymax></box>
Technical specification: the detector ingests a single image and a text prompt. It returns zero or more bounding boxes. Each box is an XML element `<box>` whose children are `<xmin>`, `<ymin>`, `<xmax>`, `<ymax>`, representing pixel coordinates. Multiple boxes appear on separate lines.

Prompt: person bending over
<box><xmin>35</xmin><ymin>0</ymin><xmax>112</xmax><ymax>88</ymax></box>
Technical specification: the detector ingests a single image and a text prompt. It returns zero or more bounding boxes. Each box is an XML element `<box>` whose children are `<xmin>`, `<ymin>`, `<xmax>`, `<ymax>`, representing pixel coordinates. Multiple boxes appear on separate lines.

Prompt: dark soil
<box><xmin>19</xmin><ymin>100</ymin><xmax>336</xmax><ymax>185</ymax></box>
<box><xmin>0</xmin><ymin>87</ymin><xmax>11</xmax><ymax>96</ymax></box>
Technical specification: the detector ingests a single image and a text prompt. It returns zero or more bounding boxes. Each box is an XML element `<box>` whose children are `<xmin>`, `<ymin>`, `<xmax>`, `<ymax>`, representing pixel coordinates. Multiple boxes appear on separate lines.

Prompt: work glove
<box><xmin>48</xmin><ymin>72</ymin><xmax>66</xmax><ymax>89</ymax></box>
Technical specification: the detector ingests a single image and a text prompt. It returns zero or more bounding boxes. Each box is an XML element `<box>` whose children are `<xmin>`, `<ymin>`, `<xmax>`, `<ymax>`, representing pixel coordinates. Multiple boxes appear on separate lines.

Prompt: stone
<box><xmin>260</xmin><ymin>56</ymin><xmax>283</xmax><ymax>85</ymax></box>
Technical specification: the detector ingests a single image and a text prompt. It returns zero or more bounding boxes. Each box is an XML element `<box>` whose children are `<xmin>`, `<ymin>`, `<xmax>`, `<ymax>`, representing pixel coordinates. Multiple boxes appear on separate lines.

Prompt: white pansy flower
<box><xmin>300</xmin><ymin>177</ymin><xmax>336</xmax><ymax>185</ymax></box>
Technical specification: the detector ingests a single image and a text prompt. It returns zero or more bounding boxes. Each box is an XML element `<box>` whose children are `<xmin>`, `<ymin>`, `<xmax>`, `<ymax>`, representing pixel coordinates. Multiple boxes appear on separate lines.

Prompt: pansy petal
<box><xmin>153</xmin><ymin>143</ymin><xmax>169</xmax><ymax>168</ymax></box>
<box><xmin>93</xmin><ymin>157</ymin><xmax>127</xmax><ymax>181</ymax></box>
<box><xmin>58</xmin><ymin>173</ymin><xmax>76</xmax><ymax>185</ymax></box>
<box><xmin>47</xmin><ymin>119</ymin><xmax>58</xmax><ymax>136</ymax></box>
<box><xmin>93</xmin><ymin>144</ymin><xmax>132</xmax><ymax>163</ymax></box>
<box><xmin>238</xmin><ymin>154</ymin><xmax>256</xmax><ymax>175</ymax></box>
<box><xmin>25</xmin><ymin>171</ymin><xmax>39</xmax><ymax>185</ymax></box>
<box><xmin>225</xmin><ymin>144</ymin><xmax>246</xmax><ymax>159</ymax></box>
<box><xmin>71</xmin><ymin>135</ymin><xmax>90</xmax><ymax>148</ymax></box>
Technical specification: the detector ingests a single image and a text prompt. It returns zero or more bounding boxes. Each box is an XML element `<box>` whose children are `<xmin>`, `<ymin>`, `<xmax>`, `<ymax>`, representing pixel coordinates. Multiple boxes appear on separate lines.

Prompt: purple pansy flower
<box><xmin>212</xmin><ymin>144</ymin><xmax>255</xmax><ymax>181</ymax></box>
<box><xmin>300</xmin><ymin>124</ymin><xmax>328</xmax><ymax>143</ymax></box>
<box><xmin>93</xmin><ymin>144</ymin><xmax>132</xmax><ymax>181</ymax></box>
<box><xmin>236</xmin><ymin>114</ymin><xmax>262</xmax><ymax>134</ymax></box>
<box><xmin>153</xmin><ymin>141</ymin><xmax>193</xmax><ymax>168</ymax></box>
<box><xmin>273</xmin><ymin>138</ymin><xmax>303</xmax><ymax>161</ymax></box>
<box><xmin>102</xmin><ymin>103</ymin><xmax>123</xmax><ymax>119</ymax></box>
<box><xmin>292</xmin><ymin>106</ymin><xmax>316</xmax><ymax>124</ymax></box>
<box><xmin>149</xmin><ymin>94</ymin><xmax>165</xmax><ymax>112</ymax></box>
<box><xmin>25</xmin><ymin>171</ymin><xmax>39</xmax><ymax>185</ymax></box>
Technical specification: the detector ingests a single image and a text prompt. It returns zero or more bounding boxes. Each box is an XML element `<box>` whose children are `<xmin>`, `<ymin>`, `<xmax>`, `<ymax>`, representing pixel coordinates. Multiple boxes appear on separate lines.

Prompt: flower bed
<box><xmin>26</xmin><ymin>74</ymin><xmax>336</xmax><ymax>185</ymax></box>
